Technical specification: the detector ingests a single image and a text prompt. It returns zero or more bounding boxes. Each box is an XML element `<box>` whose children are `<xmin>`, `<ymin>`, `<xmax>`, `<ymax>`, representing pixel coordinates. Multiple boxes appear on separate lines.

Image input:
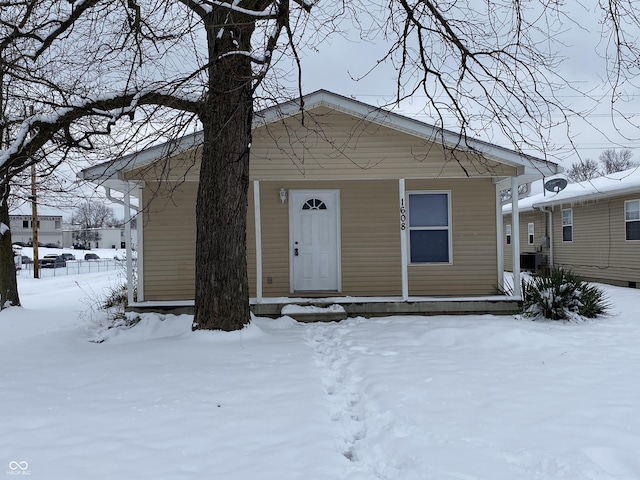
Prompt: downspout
<box><xmin>537</xmin><ymin>206</ymin><xmax>554</xmax><ymax>268</ymax></box>
<box><xmin>105</xmin><ymin>187</ymin><xmax>139</xmax><ymax>213</ymax></box>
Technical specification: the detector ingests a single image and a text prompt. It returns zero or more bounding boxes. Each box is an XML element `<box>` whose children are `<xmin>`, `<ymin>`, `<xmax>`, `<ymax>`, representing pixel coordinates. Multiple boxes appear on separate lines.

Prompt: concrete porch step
<box><xmin>280</xmin><ymin>304</ymin><xmax>348</xmax><ymax>323</ymax></box>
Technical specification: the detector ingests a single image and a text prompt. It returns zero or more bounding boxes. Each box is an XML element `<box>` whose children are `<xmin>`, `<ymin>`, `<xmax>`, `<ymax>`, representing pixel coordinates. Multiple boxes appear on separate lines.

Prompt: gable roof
<box><xmin>79</xmin><ymin>90</ymin><xmax>560</xmax><ymax>186</ymax></box>
<box><xmin>503</xmin><ymin>166</ymin><xmax>640</xmax><ymax>213</ymax></box>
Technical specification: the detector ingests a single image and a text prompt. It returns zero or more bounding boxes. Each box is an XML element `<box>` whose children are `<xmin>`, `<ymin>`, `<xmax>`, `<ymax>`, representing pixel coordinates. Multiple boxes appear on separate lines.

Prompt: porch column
<box><xmin>253</xmin><ymin>180</ymin><xmax>263</xmax><ymax>303</ymax></box>
<box><xmin>495</xmin><ymin>184</ymin><xmax>504</xmax><ymax>291</ymax></box>
<box><xmin>547</xmin><ymin>208</ymin><xmax>554</xmax><ymax>267</ymax></box>
<box><xmin>511</xmin><ymin>176</ymin><xmax>521</xmax><ymax>297</ymax></box>
<box><xmin>124</xmin><ymin>182</ymin><xmax>134</xmax><ymax>305</ymax></box>
<box><xmin>135</xmin><ymin>183</ymin><xmax>144</xmax><ymax>302</ymax></box>
<box><xmin>399</xmin><ymin>178</ymin><xmax>409</xmax><ymax>300</ymax></box>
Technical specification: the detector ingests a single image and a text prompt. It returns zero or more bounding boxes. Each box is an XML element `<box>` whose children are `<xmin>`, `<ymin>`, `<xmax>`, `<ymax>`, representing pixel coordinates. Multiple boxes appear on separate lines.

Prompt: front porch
<box><xmin>127</xmin><ymin>295</ymin><xmax>522</xmax><ymax>322</ymax></box>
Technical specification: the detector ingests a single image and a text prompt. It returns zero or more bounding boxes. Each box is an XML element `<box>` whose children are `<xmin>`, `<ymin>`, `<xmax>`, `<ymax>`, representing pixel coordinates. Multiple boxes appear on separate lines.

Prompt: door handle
<box><xmin>294</xmin><ymin>248</ymin><xmax>299</xmax><ymax>256</ymax></box>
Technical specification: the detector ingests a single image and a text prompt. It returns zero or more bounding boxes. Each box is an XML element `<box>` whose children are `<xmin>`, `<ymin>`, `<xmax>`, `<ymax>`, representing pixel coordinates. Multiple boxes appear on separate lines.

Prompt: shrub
<box><xmin>101</xmin><ymin>282</ymin><xmax>129</xmax><ymax>310</ymax></box>
<box><xmin>99</xmin><ymin>281</ymin><xmax>139</xmax><ymax>328</ymax></box>
<box><xmin>521</xmin><ymin>268</ymin><xmax>609</xmax><ymax>321</ymax></box>
<box><xmin>79</xmin><ymin>273</ymin><xmax>140</xmax><ymax>341</ymax></box>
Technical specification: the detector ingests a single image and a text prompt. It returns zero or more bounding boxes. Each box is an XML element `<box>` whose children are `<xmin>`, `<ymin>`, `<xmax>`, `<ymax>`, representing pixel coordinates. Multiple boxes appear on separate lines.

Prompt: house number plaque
<box><xmin>400</xmin><ymin>198</ymin><xmax>407</xmax><ymax>230</ymax></box>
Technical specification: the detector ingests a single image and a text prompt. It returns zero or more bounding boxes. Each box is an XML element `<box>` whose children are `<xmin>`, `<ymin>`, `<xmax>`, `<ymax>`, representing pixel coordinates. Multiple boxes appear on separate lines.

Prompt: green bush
<box><xmin>521</xmin><ymin>268</ymin><xmax>609</xmax><ymax>321</ymax></box>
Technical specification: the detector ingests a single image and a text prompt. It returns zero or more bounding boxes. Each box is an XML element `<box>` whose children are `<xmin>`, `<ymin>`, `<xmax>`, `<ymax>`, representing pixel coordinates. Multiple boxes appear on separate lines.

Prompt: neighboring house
<box><xmin>503</xmin><ymin>168</ymin><xmax>640</xmax><ymax>287</ymax></box>
<box><xmin>79</xmin><ymin>90</ymin><xmax>560</xmax><ymax>316</ymax></box>
<box><xmin>62</xmin><ymin>226</ymin><xmax>137</xmax><ymax>250</ymax></box>
<box><xmin>9</xmin><ymin>214</ymin><xmax>63</xmax><ymax>246</ymax></box>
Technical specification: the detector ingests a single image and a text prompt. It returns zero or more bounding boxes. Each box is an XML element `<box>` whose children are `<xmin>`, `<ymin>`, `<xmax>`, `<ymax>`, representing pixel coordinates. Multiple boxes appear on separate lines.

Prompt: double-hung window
<box><xmin>528</xmin><ymin>223</ymin><xmax>535</xmax><ymax>245</ymax></box>
<box><xmin>625</xmin><ymin>200</ymin><xmax>640</xmax><ymax>241</ymax></box>
<box><xmin>506</xmin><ymin>224</ymin><xmax>511</xmax><ymax>245</ymax></box>
<box><xmin>408</xmin><ymin>192</ymin><xmax>451</xmax><ymax>263</ymax></box>
<box><xmin>562</xmin><ymin>208</ymin><xmax>573</xmax><ymax>242</ymax></box>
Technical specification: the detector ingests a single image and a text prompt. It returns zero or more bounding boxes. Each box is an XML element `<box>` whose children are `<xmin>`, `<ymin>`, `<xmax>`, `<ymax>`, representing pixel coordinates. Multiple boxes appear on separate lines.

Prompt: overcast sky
<box><xmin>282</xmin><ymin>3</ymin><xmax>640</xmax><ymax>169</ymax></box>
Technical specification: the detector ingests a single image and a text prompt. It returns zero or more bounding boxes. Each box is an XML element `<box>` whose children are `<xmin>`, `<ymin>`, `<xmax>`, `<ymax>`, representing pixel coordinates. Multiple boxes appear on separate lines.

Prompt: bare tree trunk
<box><xmin>0</xmin><ymin>185</ymin><xmax>20</xmax><ymax>308</ymax></box>
<box><xmin>193</xmin><ymin>11</ymin><xmax>254</xmax><ymax>331</ymax></box>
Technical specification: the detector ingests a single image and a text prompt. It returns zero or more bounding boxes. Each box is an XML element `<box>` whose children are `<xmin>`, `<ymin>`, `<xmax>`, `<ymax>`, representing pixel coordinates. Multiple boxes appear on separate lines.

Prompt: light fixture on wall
<box><xmin>279</xmin><ymin>188</ymin><xmax>287</xmax><ymax>204</ymax></box>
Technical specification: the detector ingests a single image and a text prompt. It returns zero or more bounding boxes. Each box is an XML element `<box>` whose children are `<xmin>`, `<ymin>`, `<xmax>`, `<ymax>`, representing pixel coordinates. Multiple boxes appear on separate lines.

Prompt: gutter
<box><xmin>536</xmin><ymin>205</ymin><xmax>554</xmax><ymax>267</ymax></box>
<box><xmin>106</xmin><ymin>187</ymin><xmax>139</xmax><ymax>213</ymax></box>
<box><xmin>532</xmin><ymin>184</ymin><xmax>640</xmax><ymax>210</ymax></box>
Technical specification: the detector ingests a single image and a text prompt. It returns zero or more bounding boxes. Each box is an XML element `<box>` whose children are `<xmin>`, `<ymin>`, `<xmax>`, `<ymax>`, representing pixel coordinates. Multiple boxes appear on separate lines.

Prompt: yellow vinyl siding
<box><xmin>254</xmin><ymin>180</ymin><xmax>402</xmax><ymax>297</ymax></box>
<box><xmin>340</xmin><ymin>181</ymin><xmax>401</xmax><ymax>296</ymax></box>
<box><xmin>140</xmin><ymin>178</ymin><xmax>502</xmax><ymax>300</ymax></box>
<box><xmin>141</xmin><ymin>182</ymin><xmax>196</xmax><ymax>300</ymax></box>
<box><xmin>254</xmin><ymin>183</ymin><xmax>290</xmax><ymax>297</ymax></box>
<box><xmin>132</xmin><ymin>104</ymin><xmax>520</xmax><ymax>300</ymax></box>
<box><xmin>503</xmin><ymin>210</ymin><xmax>547</xmax><ymax>271</ymax></box>
<box><xmin>250</xmin><ymin>107</ymin><xmax>518</xmax><ymax>181</ymax></box>
<box><xmin>503</xmin><ymin>221</ymin><xmax>513</xmax><ymax>268</ymax></box>
<box><xmin>553</xmin><ymin>196</ymin><xmax>640</xmax><ymax>285</ymax></box>
<box><xmin>406</xmin><ymin>178</ymin><xmax>498</xmax><ymax>295</ymax></box>
<box><xmin>125</xmin><ymin>147</ymin><xmax>202</xmax><ymax>182</ymax></box>
<box><xmin>123</xmin><ymin>106</ymin><xmax>518</xmax><ymax>185</ymax></box>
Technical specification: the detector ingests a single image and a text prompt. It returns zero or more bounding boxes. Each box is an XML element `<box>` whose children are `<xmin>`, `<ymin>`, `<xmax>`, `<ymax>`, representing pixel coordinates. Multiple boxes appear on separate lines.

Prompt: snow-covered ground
<box><xmin>1</xmin><ymin>272</ymin><xmax>640</xmax><ymax>479</ymax></box>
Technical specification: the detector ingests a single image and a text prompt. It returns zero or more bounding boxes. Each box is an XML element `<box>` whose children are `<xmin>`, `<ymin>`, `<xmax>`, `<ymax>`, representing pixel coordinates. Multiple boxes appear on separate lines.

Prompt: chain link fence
<box><xmin>16</xmin><ymin>259</ymin><xmax>133</xmax><ymax>278</ymax></box>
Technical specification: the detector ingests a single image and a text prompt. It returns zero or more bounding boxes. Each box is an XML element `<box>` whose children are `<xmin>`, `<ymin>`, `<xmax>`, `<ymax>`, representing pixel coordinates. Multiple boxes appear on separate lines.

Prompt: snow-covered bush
<box><xmin>79</xmin><ymin>274</ymin><xmax>140</xmax><ymax>340</ymax></box>
<box><xmin>98</xmin><ymin>281</ymin><xmax>140</xmax><ymax>328</ymax></box>
<box><xmin>522</xmin><ymin>268</ymin><xmax>609</xmax><ymax>321</ymax></box>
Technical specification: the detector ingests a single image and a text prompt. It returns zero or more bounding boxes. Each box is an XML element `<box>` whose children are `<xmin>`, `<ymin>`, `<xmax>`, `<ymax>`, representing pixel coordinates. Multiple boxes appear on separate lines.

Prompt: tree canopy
<box><xmin>566</xmin><ymin>149</ymin><xmax>637</xmax><ymax>183</ymax></box>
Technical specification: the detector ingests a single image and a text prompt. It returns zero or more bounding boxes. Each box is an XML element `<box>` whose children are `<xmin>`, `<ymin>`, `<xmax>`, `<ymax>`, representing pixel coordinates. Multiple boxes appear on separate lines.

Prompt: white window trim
<box><xmin>562</xmin><ymin>208</ymin><xmax>573</xmax><ymax>242</ymax></box>
<box><xmin>528</xmin><ymin>222</ymin><xmax>535</xmax><ymax>245</ymax></box>
<box><xmin>506</xmin><ymin>224</ymin><xmax>512</xmax><ymax>245</ymax></box>
<box><xmin>406</xmin><ymin>190</ymin><xmax>453</xmax><ymax>265</ymax></box>
<box><xmin>624</xmin><ymin>199</ymin><xmax>640</xmax><ymax>241</ymax></box>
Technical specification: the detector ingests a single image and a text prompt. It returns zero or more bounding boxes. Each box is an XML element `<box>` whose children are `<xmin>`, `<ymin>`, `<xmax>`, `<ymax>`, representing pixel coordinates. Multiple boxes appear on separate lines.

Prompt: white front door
<box><xmin>290</xmin><ymin>190</ymin><xmax>340</xmax><ymax>292</ymax></box>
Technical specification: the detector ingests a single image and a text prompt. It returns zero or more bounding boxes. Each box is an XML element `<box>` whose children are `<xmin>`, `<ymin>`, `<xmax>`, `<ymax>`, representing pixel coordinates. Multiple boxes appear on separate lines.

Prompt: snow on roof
<box><xmin>503</xmin><ymin>166</ymin><xmax>640</xmax><ymax>213</ymax></box>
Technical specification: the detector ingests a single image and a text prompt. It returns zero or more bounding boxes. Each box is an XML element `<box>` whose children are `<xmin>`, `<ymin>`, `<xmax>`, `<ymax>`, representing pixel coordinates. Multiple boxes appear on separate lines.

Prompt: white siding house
<box><xmin>63</xmin><ymin>226</ymin><xmax>137</xmax><ymax>250</ymax></box>
<box><xmin>9</xmin><ymin>214</ymin><xmax>63</xmax><ymax>246</ymax></box>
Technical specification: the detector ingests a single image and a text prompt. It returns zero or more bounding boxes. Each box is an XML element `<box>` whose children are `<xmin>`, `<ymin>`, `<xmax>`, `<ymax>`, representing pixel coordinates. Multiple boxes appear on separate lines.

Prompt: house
<box><xmin>503</xmin><ymin>167</ymin><xmax>640</xmax><ymax>287</ymax></box>
<box><xmin>79</xmin><ymin>90</ymin><xmax>561</xmax><ymax>317</ymax></box>
<box><xmin>9</xmin><ymin>213</ymin><xmax>64</xmax><ymax>246</ymax></box>
<box><xmin>62</xmin><ymin>226</ymin><xmax>137</xmax><ymax>250</ymax></box>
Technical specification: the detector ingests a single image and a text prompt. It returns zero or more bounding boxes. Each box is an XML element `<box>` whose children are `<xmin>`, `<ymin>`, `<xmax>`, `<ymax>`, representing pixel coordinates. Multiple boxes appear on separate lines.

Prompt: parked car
<box><xmin>73</xmin><ymin>244</ymin><xmax>89</xmax><ymax>250</ymax></box>
<box><xmin>84</xmin><ymin>253</ymin><xmax>100</xmax><ymax>260</ymax></box>
<box><xmin>20</xmin><ymin>255</ymin><xmax>32</xmax><ymax>264</ymax></box>
<box><xmin>40</xmin><ymin>254</ymin><xmax>66</xmax><ymax>268</ymax></box>
<box><xmin>60</xmin><ymin>253</ymin><xmax>76</xmax><ymax>261</ymax></box>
